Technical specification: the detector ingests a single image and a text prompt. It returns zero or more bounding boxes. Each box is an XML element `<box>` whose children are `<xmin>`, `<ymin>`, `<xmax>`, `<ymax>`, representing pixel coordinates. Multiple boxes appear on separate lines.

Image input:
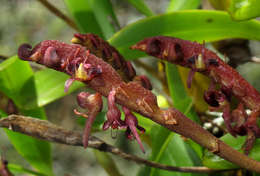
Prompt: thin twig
<box><xmin>36</xmin><ymin>0</ymin><xmax>79</xmax><ymax>31</ymax></box>
<box><xmin>0</xmin><ymin>115</ymin><xmax>227</xmax><ymax>174</ymax></box>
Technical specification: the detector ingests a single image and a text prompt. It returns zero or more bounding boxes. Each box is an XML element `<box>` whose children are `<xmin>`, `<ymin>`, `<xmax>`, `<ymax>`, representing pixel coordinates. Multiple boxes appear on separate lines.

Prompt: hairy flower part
<box><xmin>0</xmin><ymin>158</ymin><xmax>13</xmax><ymax>176</ymax></box>
<box><xmin>123</xmin><ymin>106</ymin><xmax>145</xmax><ymax>153</ymax></box>
<box><xmin>133</xmin><ymin>75</ymin><xmax>152</xmax><ymax>90</ymax></box>
<box><xmin>17</xmin><ymin>39</ymin><xmax>162</xmax><ymax>153</ymax></box>
<box><xmin>71</xmin><ymin>33</ymin><xmax>136</xmax><ymax>82</ymax></box>
<box><xmin>18</xmin><ymin>40</ymin><xmax>123</xmax><ymax>94</ymax></box>
<box><xmin>103</xmin><ymin>89</ymin><xmax>124</xmax><ymax>130</ymax></box>
<box><xmin>75</xmin><ymin>92</ymin><xmax>103</xmax><ymax>148</ymax></box>
<box><xmin>71</xmin><ymin>33</ymin><xmax>152</xmax><ymax>90</ymax></box>
<box><xmin>132</xmin><ymin>36</ymin><xmax>260</xmax><ymax>153</ymax></box>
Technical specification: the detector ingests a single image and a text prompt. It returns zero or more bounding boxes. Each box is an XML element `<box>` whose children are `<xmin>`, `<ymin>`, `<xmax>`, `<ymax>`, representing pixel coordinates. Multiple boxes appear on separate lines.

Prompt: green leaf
<box><xmin>0</xmin><ymin>57</ymin><xmax>53</xmax><ymax>175</ymax></box>
<box><xmin>125</xmin><ymin>0</ymin><xmax>154</xmax><ymax>17</ymax></box>
<box><xmin>166</xmin><ymin>0</ymin><xmax>201</xmax><ymax>12</ymax></box>
<box><xmin>94</xmin><ymin>150</ymin><xmax>123</xmax><ymax>176</ymax></box>
<box><xmin>91</xmin><ymin>0</ymin><xmax>119</xmax><ymax>39</ymax></box>
<box><xmin>165</xmin><ymin>63</ymin><xmax>203</xmax><ymax>158</ymax></box>
<box><xmin>0</xmin><ymin>110</ymin><xmax>53</xmax><ymax>176</ymax></box>
<box><xmin>0</xmin><ymin>57</ymin><xmax>83</xmax><ymax>109</ymax></box>
<box><xmin>64</xmin><ymin>0</ymin><xmax>104</xmax><ymax>37</ymax></box>
<box><xmin>134</xmin><ymin>112</ymin><xmax>155</xmax><ymax>134</ymax></box>
<box><xmin>0</xmin><ymin>56</ymin><xmax>37</xmax><ymax>109</ymax></box>
<box><xmin>203</xmin><ymin>134</ymin><xmax>260</xmax><ymax>169</ymax></box>
<box><xmin>109</xmin><ymin>10</ymin><xmax>260</xmax><ymax>60</ymax></box>
<box><xmin>8</xmin><ymin>163</ymin><xmax>47</xmax><ymax>176</ymax></box>
<box><xmin>65</xmin><ymin>0</ymin><xmax>118</xmax><ymax>39</ymax></box>
<box><xmin>209</xmin><ymin>0</ymin><xmax>260</xmax><ymax>20</ymax></box>
<box><xmin>148</xmin><ymin>127</ymin><xmax>203</xmax><ymax>176</ymax></box>
<box><xmin>33</xmin><ymin>68</ymin><xmax>84</xmax><ymax>108</ymax></box>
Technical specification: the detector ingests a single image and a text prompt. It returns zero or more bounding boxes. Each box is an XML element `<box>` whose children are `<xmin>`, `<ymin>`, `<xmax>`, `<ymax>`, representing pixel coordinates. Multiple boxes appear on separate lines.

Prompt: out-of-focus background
<box><xmin>0</xmin><ymin>0</ymin><xmax>260</xmax><ymax>176</ymax></box>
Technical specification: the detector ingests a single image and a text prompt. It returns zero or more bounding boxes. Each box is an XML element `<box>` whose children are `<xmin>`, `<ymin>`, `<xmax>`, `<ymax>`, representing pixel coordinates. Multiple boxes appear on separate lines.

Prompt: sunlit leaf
<box><xmin>0</xmin><ymin>56</ymin><xmax>36</xmax><ymax>109</ymax></box>
<box><xmin>209</xmin><ymin>0</ymin><xmax>260</xmax><ymax>20</ymax></box>
<box><xmin>33</xmin><ymin>68</ymin><xmax>84</xmax><ymax>108</ymax></box>
<box><xmin>166</xmin><ymin>0</ymin><xmax>201</xmax><ymax>12</ymax></box>
<box><xmin>8</xmin><ymin>163</ymin><xmax>47</xmax><ymax>176</ymax></box>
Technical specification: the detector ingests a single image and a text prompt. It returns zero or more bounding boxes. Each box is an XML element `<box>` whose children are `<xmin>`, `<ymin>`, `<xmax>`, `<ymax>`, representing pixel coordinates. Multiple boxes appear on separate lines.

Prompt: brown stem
<box><xmin>36</xmin><ymin>0</ymin><xmax>79</xmax><ymax>31</ymax></box>
<box><xmin>0</xmin><ymin>115</ymin><xmax>227</xmax><ymax>174</ymax></box>
<box><xmin>148</xmin><ymin>108</ymin><xmax>260</xmax><ymax>172</ymax></box>
<box><xmin>134</xmin><ymin>60</ymin><xmax>173</xmax><ymax>106</ymax></box>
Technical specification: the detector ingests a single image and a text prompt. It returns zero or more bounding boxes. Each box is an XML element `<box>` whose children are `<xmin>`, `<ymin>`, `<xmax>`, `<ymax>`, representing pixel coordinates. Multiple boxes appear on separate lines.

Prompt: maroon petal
<box><xmin>83</xmin><ymin>113</ymin><xmax>97</xmax><ymax>148</ymax></box>
<box><xmin>123</xmin><ymin>107</ymin><xmax>145</xmax><ymax>153</ymax></box>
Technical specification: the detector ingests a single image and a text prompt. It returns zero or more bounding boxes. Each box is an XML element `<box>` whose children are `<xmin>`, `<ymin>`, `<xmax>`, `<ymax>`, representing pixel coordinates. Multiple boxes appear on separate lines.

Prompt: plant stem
<box><xmin>0</xmin><ymin>115</ymin><xmax>228</xmax><ymax>174</ymax></box>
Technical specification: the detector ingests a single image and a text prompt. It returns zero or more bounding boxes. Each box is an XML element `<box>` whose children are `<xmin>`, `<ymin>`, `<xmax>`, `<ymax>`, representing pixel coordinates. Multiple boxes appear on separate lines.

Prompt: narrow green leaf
<box><xmin>166</xmin><ymin>0</ymin><xmax>201</xmax><ymax>12</ymax></box>
<box><xmin>33</xmin><ymin>68</ymin><xmax>84</xmax><ymax>108</ymax></box>
<box><xmin>203</xmin><ymin>134</ymin><xmax>260</xmax><ymax>169</ymax></box>
<box><xmin>8</xmin><ymin>163</ymin><xmax>47</xmax><ymax>176</ymax></box>
<box><xmin>165</xmin><ymin>64</ymin><xmax>199</xmax><ymax>122</ymax></box>
<box><xmin>210</xmin><ymin>0</ymin><xmax>260</xmax><ymax>20</ymax></box>
<box><xmin>165</xmin><ymin>63</ymin><xmax>203</xmax><ymax>158</ymax></box>
<box><xmin>148</xmin><ymin>127</ymin><xmax>203</xmax><ymax>176</ymax></box>
<box><xmin>94</xmin><ymin>150</ymin><xmax>123</xmax><ymax>176</ymax></box>
<box><xmin>64</xmin><ymin>0</ymin><xmax>104</xmax><ymax>37</ymax></box>
<box><xmin>125</xmin><ymin>0</ymin><xmax>154</xmax><ymax>17</ymax></box>
<box><xmin>65</xmin><ymin>0</ymin><xmax>118</xmax><ymax>39</ymax></box>
<box><xmin>134</xmin><ymin>112</ymin><xmax>155</xmax><ymax>134</ymax></box>
<box><xmin>91</xmin><ymin>0</ymin><xmax>119</xmax><ymax>39</ymax></box>
<box><xmin>109</xmin><ymin>10</ymin><xmax>260</xmax><ymax>60</ymax></box>
<box><xmin>0</xmin><ymin>56</ymin><xmax>37</xmax><ymax>109</ymax></box>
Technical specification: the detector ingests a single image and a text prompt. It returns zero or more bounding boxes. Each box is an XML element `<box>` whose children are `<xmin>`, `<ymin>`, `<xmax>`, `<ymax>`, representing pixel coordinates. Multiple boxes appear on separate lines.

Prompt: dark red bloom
<box><xmin>103</xmin><ymin>89</ymin><xmax>124</xmax><ymax>130</ymax></box>
<box><xmin>122</xmin><ymin>106</ymin><xmax>145</xmax><ymax>153</ymax></box>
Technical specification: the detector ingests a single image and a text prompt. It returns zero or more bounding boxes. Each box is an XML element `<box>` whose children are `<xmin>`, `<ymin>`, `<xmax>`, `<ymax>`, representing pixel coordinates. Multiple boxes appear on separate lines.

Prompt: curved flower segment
<box><xmin>103</xmin><ymin>89</ymin><xmax>124</xmax><ymax>130</ymax></box>
<box><xmin>17</xmin><ymin>38</ymin><xmax>147</xmax><ymax>152</ymax></box>
<box><xmin>123</xmin><ymin>107</ymin><xmax>145</xmax><ymax>153</ymax></box>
